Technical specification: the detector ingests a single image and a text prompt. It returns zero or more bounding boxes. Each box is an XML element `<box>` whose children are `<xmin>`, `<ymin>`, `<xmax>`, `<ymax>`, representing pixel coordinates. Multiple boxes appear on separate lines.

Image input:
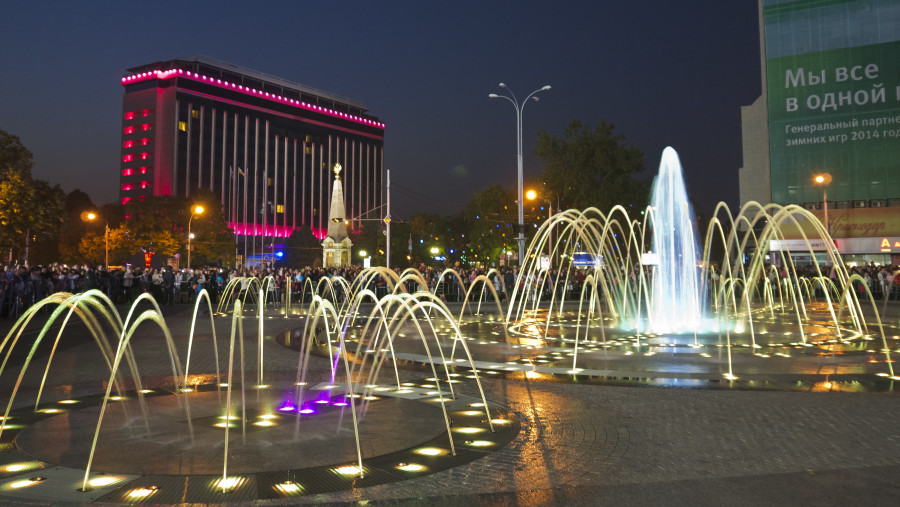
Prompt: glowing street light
<box><xmin>812</xmin><ymin>173</ymin><xmax>832</xmax><ymax>235</ymax></box>
<box><xmin>526</xmin><ymin>189</ymin><xmax>558</xmax><ymax>267</ymax></box>
<box><xmin>81</xmin><ymin>211</ymin><xmax>109</xmax><ymax>269</ymax></box>
<box><xmin>490</xmin><ymin>83</ymin><xmax>551</xmax><ymax>266</ymax></box>
<box><xmin>359</xmin><ymin>250</ymin><xmax>367</xmax><ymax>257</ymax></box>
<box><xmin>187</xmin><ymin>205</ymin><xmax>204</xmax><ymax>269</ymax></box>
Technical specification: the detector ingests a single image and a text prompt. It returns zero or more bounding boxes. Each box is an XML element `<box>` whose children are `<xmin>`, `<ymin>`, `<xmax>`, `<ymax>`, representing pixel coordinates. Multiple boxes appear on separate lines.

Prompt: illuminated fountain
<box><xmin>648</xmin><ymin>147</ymin><xmax>702</xmax><ymax>333</ymax></box>
<box><xmin>0</xmin><ymin>275</ymin><xmax>517</xmax><ymax>503</ymax></box>
<box><xmin>498</xmin><ymin>146</ymin><xmax>898</xmax><ymax>384</ymax></box>
<box><xmin>1</xmin><ymin>147</ymin><xmax>898</xmax><ymax>503</ymax></box>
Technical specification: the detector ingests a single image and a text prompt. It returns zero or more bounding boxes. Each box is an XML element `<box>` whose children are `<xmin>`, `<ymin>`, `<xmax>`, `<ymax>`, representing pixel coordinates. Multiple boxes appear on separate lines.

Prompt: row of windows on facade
<box><xmin>121</xmin><ymin>182</ymin><xmax>151</xmax><ymax>191</ymax></box>
<box><xmin>124</xmin><ymin>124</ymin><xmax>153</xmax><ymax>134</ymax></box>
<box><xmin>123</xmin><ymin>138</ymin><xmax>152</xmax><ymax>148</ymax></box>
<box><xmin>122</xmin><ymin>167</ymin><xmax>150</xmax><ymax>176</ymax></box>
<box><xmin>124</xmin><ymin>109</ymin><xmax>154</xmax><ymax>120</ymax></box>
<box><xmin>122</xmin><ymin>153</ymin><xmax>151</xmax><ymax>162</ymax></box>
<box><xmin>118</xmin><ymin>195</ymin><xmax>292</xmax><ymax>215</ymax></box>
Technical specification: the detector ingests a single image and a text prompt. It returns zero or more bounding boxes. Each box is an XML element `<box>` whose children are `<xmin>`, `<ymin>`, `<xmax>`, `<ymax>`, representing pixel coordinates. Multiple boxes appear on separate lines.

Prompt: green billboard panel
<box><xmin>767</xmin><ymin>40</ymin><xmax>900</xmax><ymax>204</ymax></box>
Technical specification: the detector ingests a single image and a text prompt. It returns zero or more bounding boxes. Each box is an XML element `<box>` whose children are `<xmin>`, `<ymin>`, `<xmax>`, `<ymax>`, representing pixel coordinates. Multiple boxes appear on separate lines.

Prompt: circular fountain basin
<box><xmin>15</xmin><ymin>390</ymin><xmax>442</xmax><ymax>475</ymax></box>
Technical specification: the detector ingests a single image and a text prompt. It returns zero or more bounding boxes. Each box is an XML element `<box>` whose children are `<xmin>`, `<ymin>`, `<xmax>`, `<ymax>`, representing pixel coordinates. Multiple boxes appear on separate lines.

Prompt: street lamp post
<box><xmin>490</xmin><ymin>83</ymin><xmax>551</xmax><ymax>266</ymax></box>
<box><xmin>82</xmin><ymin>212</ymin><xmax>109</xmax><ymax>269</ymax></box>
<box><xmin>187</xmin><ymin>205</ymin><xmax>204</xmax><ymax>269</ymax></box>
<box><xmin>813</xmin><ymin>173</ymin><xmax>832</xmax><ymax>236</ymax></box>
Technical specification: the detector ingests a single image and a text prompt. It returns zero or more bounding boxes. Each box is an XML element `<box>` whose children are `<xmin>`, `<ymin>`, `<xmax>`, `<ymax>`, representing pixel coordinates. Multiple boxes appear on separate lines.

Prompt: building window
<box><xmin>124</xmin><ymin>126</ymin><xmax>134</xmax><ymax>134</ymax></box>
<box><xmin>142</xmin><ymin>123</ymin><xmax>152</xmax><ymax>131</ymax></box>
<box><xmin>122</xmin><ymin>168</ymin><xmax>133</xmax><ymax>176</ymax></box>
<box><xmin>122</xmin><ymin>183</ymin><xmax>133</xmax><ymax>191</ymax></box>
<box><xmin>139</xmin><ymin>166</ymin><xmax>148</xmax><ymax>174</ymax></box>
<box><xmin>276</xmin><ymin>204</ymin><xmax>284</xmax><ymax>213</ymax></box>
<box><xmin>123</xmin><ymin>140</ymin><xmax>134</xmax><ymax>148</ymax></box>
<box><xmin>121</xmin><ymin>197</ymin><xmax>131</xmax><ymax>205</ymax></box>
<box><xmin>191</xmin><ymin>109</ymin><xmax>199</xmax><ymax>119</ymax></box>
<box><xmin>141</xmin><ymin>108</ymin><xmax>152</xmax><ymax>117</ymax></box>
<box><xmin>140</xmin><ymin>152</ymin><xmax>150</xmax><ymax>160</ymax></box>
<box><xmin>124</xmin><ymin>112</ymin><xmax>135</xmax><ymax>120</ymax></box>
<box><xmin>123</xmin><ymin>154</ymin><xmax>134</xmax><ymax>162</ymax></box>
<box><xmin>140</xmin><ymin>181</ymin><xmax>150</xmax><ymax>189</ymax></box>
<box><xmin>141</xmin><ymin>138</ymin><xmax>150</xmax><ymax>146</ymax></box>
<box><xmin>178</xmin><ymin>121</ymin><xmax>187</xmax><ymax>132</ymax></box>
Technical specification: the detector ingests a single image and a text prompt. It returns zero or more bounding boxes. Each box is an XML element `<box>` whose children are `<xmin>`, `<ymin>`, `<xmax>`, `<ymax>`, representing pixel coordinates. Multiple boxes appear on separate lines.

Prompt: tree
<box><xmin>0</xmin><ymin>130</ymin><xmax>33</xmax><ymax>177</ymax></box>
<box><xmin>58</xmin><ymin>190</ymin><xmax>95</xmax><ymax>263</ymax></box>
<box><xmin>285</xmin><ymin>225</ymin><xmax>323</xmax><ymax>268</ymax></box>
<box><xmin>0</xmin><ymin>132</ymin><xmax>65</xmax><ymax>264</ymax></box>
<box><xmin>185</xmin><ymin>189</ymin><xmax>236</xmax><ymax>267</ymax></box>
<box><xmin>117</xmin><ymin>195</ymin><xmax>183</xmax><ymax>267</ymax></box>
<box><xmin>460</xmin><ymin>185</ymin><xmax>517</xmax><ymax>266</ymax></box>
<box><xmin>535</xmin><ymin>120</ymin><xmax>649</xmax><ymax>214</ymax></box>
<box><xmin>78</xmin><ymin>227</ymin><xmax>133</xmax><ymax>266</ymax></box>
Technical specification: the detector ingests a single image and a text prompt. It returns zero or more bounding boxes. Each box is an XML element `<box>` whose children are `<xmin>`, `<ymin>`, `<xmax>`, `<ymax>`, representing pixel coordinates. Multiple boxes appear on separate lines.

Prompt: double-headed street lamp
<box><xmin>813</xmin><ymin>173</ymin><xmax>832</xmax><ymax>235</ymax></box>
<box><xmin>82</xmin><ymin>211</ymin><xmax>109</xmax><ymax>269</ymax></box>
<box><xmin>187</xmin><ymin>205</ymin><xmax>204</xmax><ymax>269</ymax></box>
<box><xmin>490</xmin><ymin>83</ymin><xmax>551</xmax><ymax>266</ymax></box>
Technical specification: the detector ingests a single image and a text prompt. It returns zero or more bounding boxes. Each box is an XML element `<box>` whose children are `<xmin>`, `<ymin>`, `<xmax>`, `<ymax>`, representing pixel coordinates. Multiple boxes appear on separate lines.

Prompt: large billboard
<box><xmin>764</xmin><ymin>0</ymin><xmax>900</xmax><ymax>205</ymax></box>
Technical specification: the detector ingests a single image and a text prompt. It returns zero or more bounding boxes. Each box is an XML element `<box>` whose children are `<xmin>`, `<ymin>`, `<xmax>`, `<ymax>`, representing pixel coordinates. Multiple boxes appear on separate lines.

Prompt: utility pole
<box><xmin>385</xmin><ymin>169</ymin><xmax>391</xmax><ymax>269</ymax></box>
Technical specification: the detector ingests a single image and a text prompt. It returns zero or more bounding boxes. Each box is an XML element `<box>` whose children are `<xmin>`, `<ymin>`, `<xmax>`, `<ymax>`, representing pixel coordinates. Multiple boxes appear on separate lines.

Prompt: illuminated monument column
<box><xmin>322</xmin><ymin>164</ymin><xmax>353</xmax><ymax>268</ymax></box>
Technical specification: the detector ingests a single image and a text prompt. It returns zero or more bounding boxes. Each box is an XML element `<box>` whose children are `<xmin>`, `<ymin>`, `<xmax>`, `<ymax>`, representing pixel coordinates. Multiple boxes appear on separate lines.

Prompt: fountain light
<box><xmin>215</xmin><ymin>476</ymin><xmax>245</xmax><ymax>491</ymax></box>
<box><xmin>138</xmin><ymin>389</ymin><xmax>154</xmax><ymax>394</ymax></box>
<box><xmin>396</xmin><ymin>462</ymin><xmax>426</xmax><ymax>472</ymax></box>
<box><xmin>87</xmin><ymin>476</ymin><xmax>122</xmax><ymax>487</ymax></box>
<box><xmin>57</xmin><ymin>400</ymin><xmax>79</xmax><ymax>404</ymax></box>
<box><xmin>274</xmin><ymin>481</ymin><xmax>303</xmax><ymax>494</ymax></box>
<box><xmin>298</xmin><ymin>408</ymin><xmax>316</xmax><ymax>414</ymax></box>
<box><xmin>457</xmin><ymin>410</ymin><xmax>482</xmax><ymax>416</ymax></box>
<box><xmin>465</xmin><ymin>440</ymin><xmax>494</xmax><ymax>447</ymax></box>
<box><xmin>253</xmin><ymin>420</ymin><xmax>275</xmax><ymax>427</ymax></box>
<box><xmin>125</xmin><ymin>486</ymin><xmax>159</xmax><ymax>500</ymax></box>
<box><xmin>333</xmin><ymin>465</ymin><xmax>362</xmax><ymax>475</ymax></box>
<box><xmin>4</xmin><ymin>463</ymin><xmax>37</xmax><ymax>473</ymax></box>
<box><xmin>491</xmin><ymin>418</ymin><xmax>511</xmax><ymax>425</ymax></box>
<box><xmin>414</xmin><ymin>447</ymin><xmax>448</xmax><ymax>456</ymax></box>
<box><xmin>39</xmin><ymin>408</ymin><xmax>62</xmax><ymax>414</ymax></box>
<box><xmin>452</xmin><ymin>427</ymin><xmax>485</xmax><ymax>434</ymax></box>
<box><xmin>9</xmin><ymin>477</ymin><xmax>46</xmax><ymax>489</ymax></box>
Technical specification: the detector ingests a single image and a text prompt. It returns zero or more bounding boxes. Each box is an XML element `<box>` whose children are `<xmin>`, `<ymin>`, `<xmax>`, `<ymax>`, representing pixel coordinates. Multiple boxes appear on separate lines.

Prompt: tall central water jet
<box><xmin>648</xmin><ymin>147</ymin><xmax>702</xmax><ymax>332</ymax></box>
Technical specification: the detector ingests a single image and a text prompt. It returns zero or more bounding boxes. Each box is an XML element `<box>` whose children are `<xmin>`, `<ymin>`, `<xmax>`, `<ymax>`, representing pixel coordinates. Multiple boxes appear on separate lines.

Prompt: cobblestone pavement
<box><xmin>1</xmin><ymin>302</ymin><xmax>899</xmax><ymax>506</ymax></box>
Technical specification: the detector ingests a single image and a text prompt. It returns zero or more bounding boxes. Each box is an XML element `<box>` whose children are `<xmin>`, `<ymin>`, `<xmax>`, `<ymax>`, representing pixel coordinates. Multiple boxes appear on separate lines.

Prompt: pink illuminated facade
<box><xmin>119</xmin><ymin>56</ymin><xmax>385</xmax><ymax>253</ymax></box>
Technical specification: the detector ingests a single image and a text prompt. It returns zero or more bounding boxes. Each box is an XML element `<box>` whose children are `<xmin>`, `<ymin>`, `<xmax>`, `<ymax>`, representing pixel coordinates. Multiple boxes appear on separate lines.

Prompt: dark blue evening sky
<box><xmin>0</xmin><ymin>1</ymin><xmax>761</xmax><ymax>218</ymax></box>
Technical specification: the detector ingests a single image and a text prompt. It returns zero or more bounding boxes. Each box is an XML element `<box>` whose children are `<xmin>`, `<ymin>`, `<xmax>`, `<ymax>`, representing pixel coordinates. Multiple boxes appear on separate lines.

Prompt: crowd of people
<box><xmin>0</xmin><ymin>262</ymin><xmax>537</xmax><ymax>319</ymax></box>
<box><xmin>2</xmin><ymin>260</ymin><xmax>897</xmax><ymax>320</ymax></box>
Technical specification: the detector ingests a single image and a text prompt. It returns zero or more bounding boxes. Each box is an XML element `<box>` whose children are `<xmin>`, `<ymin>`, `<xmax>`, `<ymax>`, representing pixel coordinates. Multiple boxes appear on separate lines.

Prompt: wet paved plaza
<box><xmin>0</xmin><ymin>301</ymin><xmax>899</xmax><ymax>505</ymax></box>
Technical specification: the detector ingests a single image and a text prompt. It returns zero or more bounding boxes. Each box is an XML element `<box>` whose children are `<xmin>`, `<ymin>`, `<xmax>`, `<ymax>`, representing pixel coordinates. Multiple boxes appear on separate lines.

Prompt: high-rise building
<box><xmin>119</xmin><ymin>56</ymin><xmax>385</xmax><ymax>259</ymax></box>
<box><xmin>740</xmin><ymin>0</ymin><xmax>900</xmax><ymax>264</ymax></box>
